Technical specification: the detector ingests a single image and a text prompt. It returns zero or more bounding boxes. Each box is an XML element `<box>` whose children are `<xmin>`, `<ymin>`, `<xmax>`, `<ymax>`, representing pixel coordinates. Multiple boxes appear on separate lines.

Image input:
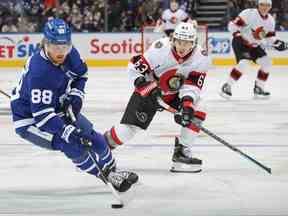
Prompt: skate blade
<box><xmin>170</xmin><ymin>162</ymin><xmax>202</xmax><ymax>173</ymax></box>
<box><xmin>219</xmin><ymin>91</ymin><xmax>231</xmax><ymax>100</ymax></box>
<box><xmin>253</xmin><ymin>94</ymin><xmax>270</xmax><ymax>100</ymax></box>
<box><xmin>117</xmin><ymin>181</ymin><xmax>142</xmax><ymax>206</ymax></box>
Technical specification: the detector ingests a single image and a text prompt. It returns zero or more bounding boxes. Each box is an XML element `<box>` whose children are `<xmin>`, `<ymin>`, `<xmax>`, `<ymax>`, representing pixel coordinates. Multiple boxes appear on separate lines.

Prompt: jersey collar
<box><xmin>257</xmin><ymin>9</ymin><xmax>268</xmax><ymax>20</ymax></box>
<box><xmin>171</xmin><ymin>47</ymin><xmax>194</xmax><ymax>64</ymax></box>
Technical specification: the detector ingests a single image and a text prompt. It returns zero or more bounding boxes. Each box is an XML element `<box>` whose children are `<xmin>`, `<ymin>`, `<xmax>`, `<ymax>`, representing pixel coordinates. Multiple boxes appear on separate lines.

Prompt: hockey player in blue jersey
<box><xmin>10</xmin><ymin>18</ymin><xmax>138</xmax><ymax>192</ymax></box>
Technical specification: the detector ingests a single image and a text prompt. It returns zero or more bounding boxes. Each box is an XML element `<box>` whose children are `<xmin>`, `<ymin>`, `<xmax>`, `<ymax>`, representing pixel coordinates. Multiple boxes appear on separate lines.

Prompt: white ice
<box><xmin>0</xmin><ymin>66</ymin><xmax>288</xmax><ymax>216</ymax></box>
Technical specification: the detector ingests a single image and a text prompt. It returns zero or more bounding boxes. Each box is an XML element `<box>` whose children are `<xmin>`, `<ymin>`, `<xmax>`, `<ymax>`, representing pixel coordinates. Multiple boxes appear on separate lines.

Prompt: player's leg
<box><xmin>220</xmin><ymin>37</ymin><xmax>251</xmax><ymax>99</ymax></box>
<box><xmin>253</xmin><ymin>49</ymin><xmax>271</xmax><ymax>99</ymax></box>
<box><xmin>171</xmin><ymin>110</ymin><xmax>206</xmax><ymax>173</ymax></box>
<box><xmin>104</xmin><ymin>92</ymin><xmax>158</xmax><ymax>149</ymax></box>
<box><xmin>16</xmin><ymin>115</ymin><xmax>138</xmax><ymax>192</ymax></box>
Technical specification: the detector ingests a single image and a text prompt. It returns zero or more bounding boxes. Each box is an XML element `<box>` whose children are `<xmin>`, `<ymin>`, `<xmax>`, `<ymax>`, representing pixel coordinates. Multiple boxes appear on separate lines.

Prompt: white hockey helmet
<box><xmin>258</xmin><ymin>0</ymin><xmax>272</xmax><ymax>5</ymax></box>
<box><xmin>173</xmin><ymin>22</ymin><xmax>197</xmax><ymax>42</ymax></box>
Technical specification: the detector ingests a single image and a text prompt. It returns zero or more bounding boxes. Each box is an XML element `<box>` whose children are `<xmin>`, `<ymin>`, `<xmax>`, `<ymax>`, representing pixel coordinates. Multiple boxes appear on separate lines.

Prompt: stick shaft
<box><xmin>157</xmin><ymin>97</ymin><xmax>272</xmax><ymax>174</ymax></box>
<box><xmin>0</xmin><ymin>89</ymin><xmax>11</xmax><ymax>99</ymax></box>
<box><xmin>67</xmin><ymin>107</ymin><xmax>124</xmax><ymax>204</ymax></box>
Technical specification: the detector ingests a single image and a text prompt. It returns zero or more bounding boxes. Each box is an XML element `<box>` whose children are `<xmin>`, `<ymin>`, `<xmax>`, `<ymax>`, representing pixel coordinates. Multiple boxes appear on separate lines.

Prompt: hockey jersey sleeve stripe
<box><xmin>179</xmin><ymin>85</ymin><xmax>201</xmax><ymax>104</ymax></box>
<box><xmin>32</xmin><ymin>107</ymin><xmax>55</xmax><ymax>117</ymax></box>
<box><xmin>35</xmin><ymin>112</ymin><xmax>57</xmax><ymax>128</ymax></box>
<box><xmin>70</xmin><ymin>88</ymin><xmax>85</xmax><ymax>100</ymax></box>
<box><xmin>26</xmin><ymin>126</ymin><xmax>54</xmax><ymax>142</ymax></box>
<box><xmin>184</xmin><ymin>71</ymin><xmax>206</xmax><ymax>90</ymax></box>
<box><xmin>14</xmin><ymin>118</ymin><xmax>36</xmax><ymax>129</ymax></box>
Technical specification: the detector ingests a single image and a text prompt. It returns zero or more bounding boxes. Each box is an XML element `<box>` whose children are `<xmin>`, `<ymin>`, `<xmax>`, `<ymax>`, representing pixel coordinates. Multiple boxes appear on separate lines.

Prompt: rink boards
<box><xmin>0</xmin><ymin>32</ymin><xmax>288</xmax><ymax>67</ymax></box>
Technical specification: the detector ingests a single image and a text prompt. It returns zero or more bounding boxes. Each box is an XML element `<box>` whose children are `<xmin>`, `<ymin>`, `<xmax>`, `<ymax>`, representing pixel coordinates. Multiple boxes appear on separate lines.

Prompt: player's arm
<box><xmin>63</xmin><ymin>47</ymin><xmax>88</xmax><ymax>116</ymax></box>
<box><xmin>175</xmin><ymin>59</ymin><xmax>208</xmax><ymax>127</ymax></box>
<box><xmin>127</xmin><ymin>54</ymin><xmax>160</xmax><ymax>97</ymax></box>
<box><xmin>228</xmin><ymin>9</ymin><xmax>250</xmax><ymax>37</ymax></box>
<box><xmin>263</xmin><ymin>18</ymin><xmax>288</xmax><ymax>51</ymax></box>
<box><xmin>67</xmin><ymin>47</ymin><xmax>88</xmax><ymax>92</ymax></box>
<box><xmin>29</xmin><ymin>76</ymin><xmax>89</xmax><ymax>146</ymax></box>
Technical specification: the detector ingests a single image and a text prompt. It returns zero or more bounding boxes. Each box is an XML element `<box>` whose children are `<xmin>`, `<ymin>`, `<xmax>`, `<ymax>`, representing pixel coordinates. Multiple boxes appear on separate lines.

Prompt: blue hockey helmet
<box><xmin>43</xmin><ymin>18</ymin><xmax>71</xmax><ymax>45</ymax></box>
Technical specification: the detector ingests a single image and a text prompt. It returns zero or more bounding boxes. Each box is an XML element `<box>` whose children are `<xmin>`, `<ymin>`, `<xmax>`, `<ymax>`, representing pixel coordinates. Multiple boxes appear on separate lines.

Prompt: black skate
<box><xmin>253</xmin><ymin>82</ymin><xmax>270</xmax><ymax>99</ymax></box>
<box><xmin>106</xmin><ymin>169</ymin><xmax>139</xmax><ymax>192</ymax></box>
<box><xmin>219</xmin><ymin>83</ymin><xmax>232</xmax><ymax>99</ymax></box>
<box><xmin>170</xmin><ymin>137</ymin><xmax>202</xmax><ymax>173</ymax></box>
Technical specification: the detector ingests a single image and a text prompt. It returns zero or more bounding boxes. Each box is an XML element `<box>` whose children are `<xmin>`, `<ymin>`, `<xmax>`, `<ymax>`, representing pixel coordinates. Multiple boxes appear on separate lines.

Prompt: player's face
<box><xmin>258</xmin><ymin>3</ymin><xmax>271</xmax><ymax>16</ymax></box>
<box><xmin>170</xmin><ymin>2</ymin><xmax>178</xmax><ymax>11</ymax></box>
<box><xmin>46</xmin><ymin>43</ymin><xmax>72</xmax><ymax>64</ymax></box>
<box><xmin>173</xmin><ymin>39</ymin><xmax>194</xmax><ymax>58</ymax></box>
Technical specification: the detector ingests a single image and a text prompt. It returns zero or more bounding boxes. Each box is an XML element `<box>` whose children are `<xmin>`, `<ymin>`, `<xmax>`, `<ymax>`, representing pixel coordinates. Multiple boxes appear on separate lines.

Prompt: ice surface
<box><xmin>0</xmin><ymin>66</ymin><xmax>288</xmax><ymax>216</ymax></box>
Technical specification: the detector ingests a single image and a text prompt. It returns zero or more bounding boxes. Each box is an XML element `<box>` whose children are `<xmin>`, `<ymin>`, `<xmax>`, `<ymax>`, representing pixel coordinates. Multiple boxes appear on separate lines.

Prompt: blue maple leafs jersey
<box><xmin>10</xmin><ymin>46</ymin><xmax>88</xmax><ymax>135</ymax></box>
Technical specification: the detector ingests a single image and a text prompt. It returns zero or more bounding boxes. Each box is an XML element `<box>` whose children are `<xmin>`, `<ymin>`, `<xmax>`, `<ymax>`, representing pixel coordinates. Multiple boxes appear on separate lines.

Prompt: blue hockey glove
<box><xmin>63</xmin><ymin>88</ymin><xmax>84</xmax><ymax>117</ymax></box>
<box><xmin>61</xmin><ymin>124</ymin><xmax>85</xmax><ymax>145</ymax></box>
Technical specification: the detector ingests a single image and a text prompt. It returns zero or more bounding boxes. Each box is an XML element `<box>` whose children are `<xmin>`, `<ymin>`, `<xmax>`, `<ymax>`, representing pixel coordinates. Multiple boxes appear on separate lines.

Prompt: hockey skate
<box><xmin>105</xmin><ymin>167</ymin><xmax>139</xmax><ymax>192</ymax></box>
<box><xmin>170</xmin><ymin>137</ymin><xmax>202</xmax><ymax>173</ymax></box>
<box><xmin>219</xmin><ymin>83</ymin><xmax>232</xmax><ymax>99</ymax></box>
<box><xmin>253</xmin><ymin>82</ymin><xmax>270</xmax><ymax>99</ymax></box>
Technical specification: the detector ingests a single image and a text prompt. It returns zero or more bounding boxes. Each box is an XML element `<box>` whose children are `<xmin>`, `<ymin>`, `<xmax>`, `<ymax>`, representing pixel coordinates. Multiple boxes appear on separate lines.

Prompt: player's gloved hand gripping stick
<box><xmin>157</xmin><ymin>97</ymin><xmax>272</xmax><ymax>174</ymax></box>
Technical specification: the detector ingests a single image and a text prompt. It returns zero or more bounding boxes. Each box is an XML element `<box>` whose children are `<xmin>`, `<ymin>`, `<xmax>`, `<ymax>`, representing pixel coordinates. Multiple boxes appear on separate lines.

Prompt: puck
<box><xmin>111</xmin><ymin>204</ymin><xmax>124</xmax><ymax>209</ymax></box>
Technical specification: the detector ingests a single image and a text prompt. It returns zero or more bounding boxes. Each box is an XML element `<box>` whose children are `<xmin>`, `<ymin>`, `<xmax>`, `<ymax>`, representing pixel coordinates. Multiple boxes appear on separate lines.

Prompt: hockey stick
<box><xmin>157</xmin><ymin>97</ymin><xmax>272</xmax><ymax>174</ymax></box>
<box><xmin>67</xmin><ymin>107</ymin><xmax>125</xmax><ymax>208</ymax></box>
<box><xmin>0</xmin><ymin>89</ymin><xmax>11</xmax><ymax>99</ymax></box>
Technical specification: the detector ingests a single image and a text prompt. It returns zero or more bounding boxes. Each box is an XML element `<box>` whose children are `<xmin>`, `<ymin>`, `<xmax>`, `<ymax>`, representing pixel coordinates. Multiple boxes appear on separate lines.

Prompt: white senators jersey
<box><xmin>161</xmin><ymin>8</ymin><xmax>189</xmax><ymax>31</ymax></box>
<box><xmin>228</xmin><ymin>8</ymin><xmax>276</xmax><ymax>46</ymax></box>
<box><xmin>127</xmin><ymin>37</ymin><xmax>210</xmax><ymax>104</ymax></box>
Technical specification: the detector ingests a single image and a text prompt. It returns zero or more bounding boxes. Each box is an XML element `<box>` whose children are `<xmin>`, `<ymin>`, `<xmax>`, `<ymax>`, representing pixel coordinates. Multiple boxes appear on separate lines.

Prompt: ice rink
<box><xmin>0</xmin><ymin>66</ymin><xmax>288</xmax><ymax>216</ymax></box>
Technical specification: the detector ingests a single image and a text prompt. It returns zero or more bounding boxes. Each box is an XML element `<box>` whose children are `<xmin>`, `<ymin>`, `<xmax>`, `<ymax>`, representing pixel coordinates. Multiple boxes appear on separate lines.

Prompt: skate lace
<box><xmin>107</xmin><ymin>171</ymin><xmax>126</xmax><ymax>188</ymax></box>
<box><xmin>223</xmin><ymin>83</ymin><xmax>231</xmax><ymax>93</ymax></box>
<box><xmin>117</xmin><ymin>171</ymin><xmax>131</xmax><ymax>179</ymax></box>
<box><xmin>182</xmin><ymin>146</ymin><xmax>193</xmax><ymax>158</ymax></box>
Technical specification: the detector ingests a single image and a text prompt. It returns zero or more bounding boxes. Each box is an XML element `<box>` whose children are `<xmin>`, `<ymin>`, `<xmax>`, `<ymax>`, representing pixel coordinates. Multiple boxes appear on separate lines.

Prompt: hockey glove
<box><xmin>61</xmin><ymin>124</ymin><xmax>85</xmax><ymax>146</ymax></box>
<box><xmin>273</xmin><ymin>40</ymin><xmax>287</xmax><ymax>51</ymax></box>
<box><xmin>174</xmin><ymin>96</ymin><xmax>195</xmax><ymax>127</ymax></box>
<box><xmin>134</xmin><ymin>76</ymin><xmax>161</xmax><ymax>98</ymax></box>
<box><xmin>63</xmin><ymin>88</ymin><xmax>84</xmax><ymax>118</ymax></box>
<box><xmin>252</xmin><ymin>26</ymin><xmax>266</xmax><ymax>40</ymax></box>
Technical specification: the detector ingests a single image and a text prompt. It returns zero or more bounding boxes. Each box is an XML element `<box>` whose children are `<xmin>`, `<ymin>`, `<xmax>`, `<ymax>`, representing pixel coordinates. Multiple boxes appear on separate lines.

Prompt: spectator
<box><xmin>1</xmin><ymin>17</ymin><xmax>18</xmax><ymax>32</ymax></box>
<box><xmin>155</xmin><ymin>0</ymin><xmax>196</xmax><ymax>38</ymax></box>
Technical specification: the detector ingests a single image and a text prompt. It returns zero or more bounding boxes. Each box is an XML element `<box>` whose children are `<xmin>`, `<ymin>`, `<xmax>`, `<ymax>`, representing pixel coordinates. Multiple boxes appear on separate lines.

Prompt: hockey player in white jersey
<box><xmin>220</xmin><ymin>0</ymin><xmax>287</xmax><ymax>99</ymax></box>
<box><xmin>155</xmin><ymin>0</ymin><xmax>197</xmax><ymax>38</ymax></box>
<box><xmin>105</xmin><ymin>22</ymin><xmax>210</xmax><ymax>173</ymax></box>
<box><xmin>10</xmin><ymin>18</ymin><xmax>138</xmax><ymax>192</ymax></box>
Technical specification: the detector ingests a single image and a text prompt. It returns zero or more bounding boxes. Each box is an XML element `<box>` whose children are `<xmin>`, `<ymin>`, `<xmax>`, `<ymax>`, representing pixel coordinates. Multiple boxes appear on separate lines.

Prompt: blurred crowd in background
<box><xmin>0</xmin><ymin>0</ymin><xmax>288</xmax><ymax>33</ymax></box>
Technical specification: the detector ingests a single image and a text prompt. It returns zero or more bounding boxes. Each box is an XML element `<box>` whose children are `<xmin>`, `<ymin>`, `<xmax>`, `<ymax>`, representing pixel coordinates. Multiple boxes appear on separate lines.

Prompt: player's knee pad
<box><xmin>256</xmin><ymin>56</ymin><xmax>272</xmax><ymax>72</ymax></box>
<box><xmin>235</xmin><ymin>59</ymin><xmax>250</xmax><ymax>72</ymax></box>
